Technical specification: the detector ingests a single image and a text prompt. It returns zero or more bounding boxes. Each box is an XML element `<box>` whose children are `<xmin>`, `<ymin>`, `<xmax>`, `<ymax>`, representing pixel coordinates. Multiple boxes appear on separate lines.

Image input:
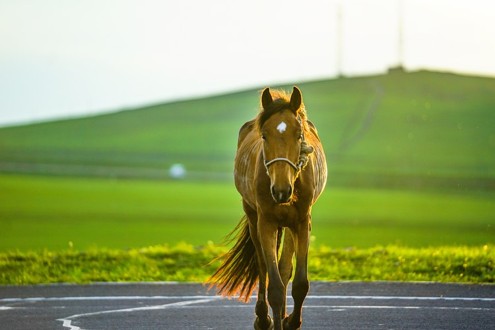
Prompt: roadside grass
<box><xmin>1</xmin><ymin>244</ymin><xmax>493</xmax><ymax>285</ymax></box>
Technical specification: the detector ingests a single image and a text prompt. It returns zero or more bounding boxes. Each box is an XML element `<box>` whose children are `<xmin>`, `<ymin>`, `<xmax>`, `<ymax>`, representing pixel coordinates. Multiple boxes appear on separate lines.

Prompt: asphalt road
<box><xmin>1</xmin><ymin>282</ymin><xmax>494</xmax><ymax>330</ymax></box>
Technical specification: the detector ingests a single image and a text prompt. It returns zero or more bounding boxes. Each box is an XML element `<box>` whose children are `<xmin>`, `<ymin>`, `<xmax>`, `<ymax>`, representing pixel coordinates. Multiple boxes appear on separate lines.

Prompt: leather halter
<box><xmin>264</xmin><ymin>156</ymin><xmax>300</xmax><ymax>173</ymax></box>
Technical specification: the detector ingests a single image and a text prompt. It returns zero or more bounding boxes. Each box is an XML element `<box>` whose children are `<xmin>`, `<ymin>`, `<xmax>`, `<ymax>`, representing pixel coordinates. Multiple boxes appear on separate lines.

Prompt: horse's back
<box><xmin>306</xmin><ymin>126</ymin><xmax>327</xmax><ymax>202</ymax></box>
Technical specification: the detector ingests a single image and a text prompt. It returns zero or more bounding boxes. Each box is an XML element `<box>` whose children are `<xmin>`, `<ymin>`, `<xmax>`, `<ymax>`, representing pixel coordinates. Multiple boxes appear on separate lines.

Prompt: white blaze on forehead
<box><xmin>276</xmin><ymin>121</ymin><xmax>287</xmax><ymax>133</ymax></box>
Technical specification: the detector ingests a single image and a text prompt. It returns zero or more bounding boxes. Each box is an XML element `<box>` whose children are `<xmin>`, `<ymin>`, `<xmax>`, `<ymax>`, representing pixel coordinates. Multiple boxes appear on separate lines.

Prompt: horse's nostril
<box><xmin>271</xmin><ymin>185</ymin><xmax>293</xmax><ymax>203</ymax></box>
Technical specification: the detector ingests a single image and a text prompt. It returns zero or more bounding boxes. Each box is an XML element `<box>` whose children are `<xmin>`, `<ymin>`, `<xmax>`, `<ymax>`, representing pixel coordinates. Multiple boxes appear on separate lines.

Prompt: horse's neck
<box><xmin>234</xmin><ymin>133</ymin><xmax>263</xmax><ymax>201</ymax></box>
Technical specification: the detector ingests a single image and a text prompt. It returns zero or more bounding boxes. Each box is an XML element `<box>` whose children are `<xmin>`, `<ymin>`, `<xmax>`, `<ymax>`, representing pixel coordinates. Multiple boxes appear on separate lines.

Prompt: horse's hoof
<box><xmin>283</xmin><ymin>315</ymin><xmax>301</xmax><ymax>330</ymax></box>
<box><xmin>254</xmin><ymin>315</ymin><xmax>274</xmax><ymax>330</ymax></box>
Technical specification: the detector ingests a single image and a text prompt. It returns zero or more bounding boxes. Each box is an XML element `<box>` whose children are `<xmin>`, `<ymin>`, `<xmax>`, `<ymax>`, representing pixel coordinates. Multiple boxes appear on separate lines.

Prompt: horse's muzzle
<box><xmin>271</xmin><ymin>184</ymin><xmax>293</xmax><ymax>204</ymax></box>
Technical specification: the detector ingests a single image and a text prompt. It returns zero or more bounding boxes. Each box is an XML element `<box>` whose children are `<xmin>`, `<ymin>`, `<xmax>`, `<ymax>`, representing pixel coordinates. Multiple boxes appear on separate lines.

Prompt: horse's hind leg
<box><xmin>283</xmin><ymin>219</ymin><xmax>310</xmax><ymax>330</ymax></box>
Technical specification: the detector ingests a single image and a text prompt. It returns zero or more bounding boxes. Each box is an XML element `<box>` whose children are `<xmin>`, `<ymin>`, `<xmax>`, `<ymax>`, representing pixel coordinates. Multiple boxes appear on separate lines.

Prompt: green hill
<box><xmin>1</xmin><ymin>70</ymin><xmax>494</xmax><ymax>251</ymax></box>
<box><xmin>1</xmin><ymin>70</ymin><xmax>495</xmax><ymax>189</ymax></box>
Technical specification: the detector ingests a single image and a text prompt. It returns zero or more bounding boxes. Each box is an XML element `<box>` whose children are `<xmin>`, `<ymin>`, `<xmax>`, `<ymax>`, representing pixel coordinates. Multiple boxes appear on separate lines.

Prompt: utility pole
<box><xmin>336</xmin><ymin>1</ymin><xmax>343</xmax><ymax>77</ymax></box>
<box><xmin>397</xmin><ymin>0</ymin><xmax>404</xmax><ymax>69</ymax></box>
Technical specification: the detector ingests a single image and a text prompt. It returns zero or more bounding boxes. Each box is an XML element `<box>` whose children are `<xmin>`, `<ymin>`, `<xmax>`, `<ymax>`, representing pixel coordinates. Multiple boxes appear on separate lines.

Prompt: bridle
<box><xmin>263</xmin><ymin>116</ymin><xmax>313</xmax><ymax>176</ymax></box>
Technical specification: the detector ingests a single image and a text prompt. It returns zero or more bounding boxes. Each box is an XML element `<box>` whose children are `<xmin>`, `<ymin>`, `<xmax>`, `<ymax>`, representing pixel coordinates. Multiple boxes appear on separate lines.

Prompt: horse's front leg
<box><xmin>278</xmin><ymin>229</ymin><xmax>294</xmax><ymax>319</ymax></box>
<box><xmin>253</xmin><ymin>253</ymin><xmax>273</xmax><ymax>330</ymax></box>
<box><xmin>251</xmin><ymin>228</ymin><xmax>273</xmax><ymax>330</ymax></box>
<box><xmin>258</xmin><ymin>219</ymin><xmax>285</xmax><ymax>330</ymax></box>
<box><xmin>245</xmin><ymin>206</ymin><xmax>273</xmax><ymax>330</ymax></box>
<box><xmin>283</xmin><ymin>218</ymin><xmax>310</xmax><ymax>330</ymax></box>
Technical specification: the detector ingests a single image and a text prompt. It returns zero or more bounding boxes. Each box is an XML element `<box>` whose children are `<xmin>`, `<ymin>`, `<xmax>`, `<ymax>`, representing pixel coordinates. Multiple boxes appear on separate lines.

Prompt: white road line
<box><xmin>57</xmin><ymin>298</ymin><xmax>217</xmax><ymax>330</ymax></box>
<box><xmin>307</xmin><ymin>295</ymin><xmax>495</xmax><ymax>302</ymax></box>
<box><xmin>307</xmin><ymin>305</ymin><xmax>495</xmax><ymax>311</ymax></box>
<box><xmin>0</xmin><ymin>295</ymin><xmax>218</xmax><ymax>303</ymax></box>
<box><xmin>199</xmin><ymin>305</ymin><xmax>495</xmax><ymax>312</ymax></box>
<box><xmin>2</xmin><ymin>295</ymin><xmax>495</xmax><ymax>303</ymax></box>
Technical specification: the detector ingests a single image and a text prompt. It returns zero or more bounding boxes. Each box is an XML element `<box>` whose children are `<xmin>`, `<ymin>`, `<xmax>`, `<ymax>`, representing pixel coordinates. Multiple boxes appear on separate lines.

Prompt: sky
<box><xmin>1</xmin><ymin>0</ymin><xmax>495</xmax><ymax>126</ymax></box>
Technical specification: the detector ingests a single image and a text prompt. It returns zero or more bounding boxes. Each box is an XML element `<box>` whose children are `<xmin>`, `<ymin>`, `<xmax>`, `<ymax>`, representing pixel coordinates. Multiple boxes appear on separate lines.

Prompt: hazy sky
<box><xmin>1</xmin><ymin>0</ymin><xmax>494</xmax><ymax>126</ymax></box>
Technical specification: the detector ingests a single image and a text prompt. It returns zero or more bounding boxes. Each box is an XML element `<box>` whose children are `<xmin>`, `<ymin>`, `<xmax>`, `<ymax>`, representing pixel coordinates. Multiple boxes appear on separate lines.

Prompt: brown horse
<box><xmin>208</xmin><ymin>87</ymin><xmax>327</xmax><ymax>330</ymax></box>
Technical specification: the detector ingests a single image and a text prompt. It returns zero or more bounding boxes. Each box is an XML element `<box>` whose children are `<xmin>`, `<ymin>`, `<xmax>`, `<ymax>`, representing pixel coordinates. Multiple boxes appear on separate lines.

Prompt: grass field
<box><xmin>1</xmin><ymin>174</ymin><xmax>493</xmax><ymax>251</ymax></box>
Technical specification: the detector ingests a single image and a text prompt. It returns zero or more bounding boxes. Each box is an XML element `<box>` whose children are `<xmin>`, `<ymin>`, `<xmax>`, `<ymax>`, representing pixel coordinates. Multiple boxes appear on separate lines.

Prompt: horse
<box><xmin>208</xmin><ymin>86</ymin><xmax>327</xmax><ymax>330</ymax></box>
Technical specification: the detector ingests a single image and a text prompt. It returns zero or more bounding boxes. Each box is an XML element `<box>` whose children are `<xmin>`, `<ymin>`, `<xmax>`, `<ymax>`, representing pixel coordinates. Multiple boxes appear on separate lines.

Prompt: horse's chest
<box><xmin>263</xmin><ymin>204</ymin><xmax>301</xmax><ymax>227</ymax></box>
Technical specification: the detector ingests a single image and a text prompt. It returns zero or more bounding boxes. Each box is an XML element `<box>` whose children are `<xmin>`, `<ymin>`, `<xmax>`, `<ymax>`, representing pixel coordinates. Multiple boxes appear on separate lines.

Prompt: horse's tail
<box><xmin>207</xmin><ymin>215</ymin><xmax>258</xmax><ymax>302</ymax></box>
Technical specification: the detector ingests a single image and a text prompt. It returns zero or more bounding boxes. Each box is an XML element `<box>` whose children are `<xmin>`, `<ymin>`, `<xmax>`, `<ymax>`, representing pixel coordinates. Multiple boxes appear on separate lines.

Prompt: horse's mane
<box><xmin>255</xmin><ymin>89</ymin><xmax>308</xmax><ymax>132</ymax></box>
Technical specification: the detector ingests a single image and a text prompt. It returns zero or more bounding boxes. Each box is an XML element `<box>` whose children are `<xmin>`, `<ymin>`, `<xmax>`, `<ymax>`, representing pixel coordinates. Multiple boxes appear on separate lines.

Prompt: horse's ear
<box><xmin>261</xmin><ymin>88</ymin><xmax>273</xmax><ymax>110</ymax></box>
<box><xmin>290</xmin><ymin>86</ymin><xmax>302</xmax><ymax>112</ymax></box>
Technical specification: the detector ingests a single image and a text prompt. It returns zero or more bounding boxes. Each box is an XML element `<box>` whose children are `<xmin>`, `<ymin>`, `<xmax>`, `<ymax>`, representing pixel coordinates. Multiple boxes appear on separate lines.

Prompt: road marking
<box><xmin>1</xmin><ymin>295</ymin><xmax>219</xmax><ymax>303</ymax></box>
<box><xmin>306</xmin><ymin>305</ymin><xmax>495</xmax><ymax>311</ymax></box>
<box><xmin>2</xmin><ymin>295</ymin><xmax>495</xmax><ymax>303</ymax></box>
<box><xmin>197</xmin><ymin>305</ymin><xmax>495</xmax><ymax>312</ymax></box>
<box><xmin>307</xmin><ymin>295</ymin><xmax>495</xmax><ymax>302</ymax></box>
<box><xmin>57</xmin><ymin>298</ymin><xmax>217</xmax><ymax>330</ymax></box>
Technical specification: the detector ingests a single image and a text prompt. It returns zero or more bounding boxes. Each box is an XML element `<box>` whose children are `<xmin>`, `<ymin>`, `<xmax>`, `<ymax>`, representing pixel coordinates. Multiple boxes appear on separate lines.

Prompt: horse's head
<box><xmin>258</xmin><ymin>87</ymin><xmax>313</xmax><ymax>204</ymax></box>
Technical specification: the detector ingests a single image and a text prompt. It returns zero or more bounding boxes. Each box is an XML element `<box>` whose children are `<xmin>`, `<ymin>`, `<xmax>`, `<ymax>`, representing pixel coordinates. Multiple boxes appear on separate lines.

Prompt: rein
<box><xmin>263</xmin><ymin>117</ymin><xmax>314</xmax><ymax>175</ymax></box>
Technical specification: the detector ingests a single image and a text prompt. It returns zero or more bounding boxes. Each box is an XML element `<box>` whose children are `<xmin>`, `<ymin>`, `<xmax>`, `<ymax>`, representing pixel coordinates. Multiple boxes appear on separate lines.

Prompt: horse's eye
<box><xmin>261</xmin><ymin>134</ymin><xmax>266</xmax><ymax>140</ymax></box>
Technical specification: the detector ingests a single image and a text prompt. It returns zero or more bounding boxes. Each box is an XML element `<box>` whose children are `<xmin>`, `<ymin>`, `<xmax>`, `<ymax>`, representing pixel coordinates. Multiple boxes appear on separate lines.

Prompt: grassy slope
<box><xmin>0</xmin><ymin>91</ymin><xmax>253</xmax><ymax>172</ymax></box>
<box><xmin>1</xmin><ymin>71</ymin><xmax>494</xmax><ymax>186</ymax></box>
<box><xmin>304</xmin><ymin>71</ymin><xmax>495</xmax><ymax>188</ymax></box>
